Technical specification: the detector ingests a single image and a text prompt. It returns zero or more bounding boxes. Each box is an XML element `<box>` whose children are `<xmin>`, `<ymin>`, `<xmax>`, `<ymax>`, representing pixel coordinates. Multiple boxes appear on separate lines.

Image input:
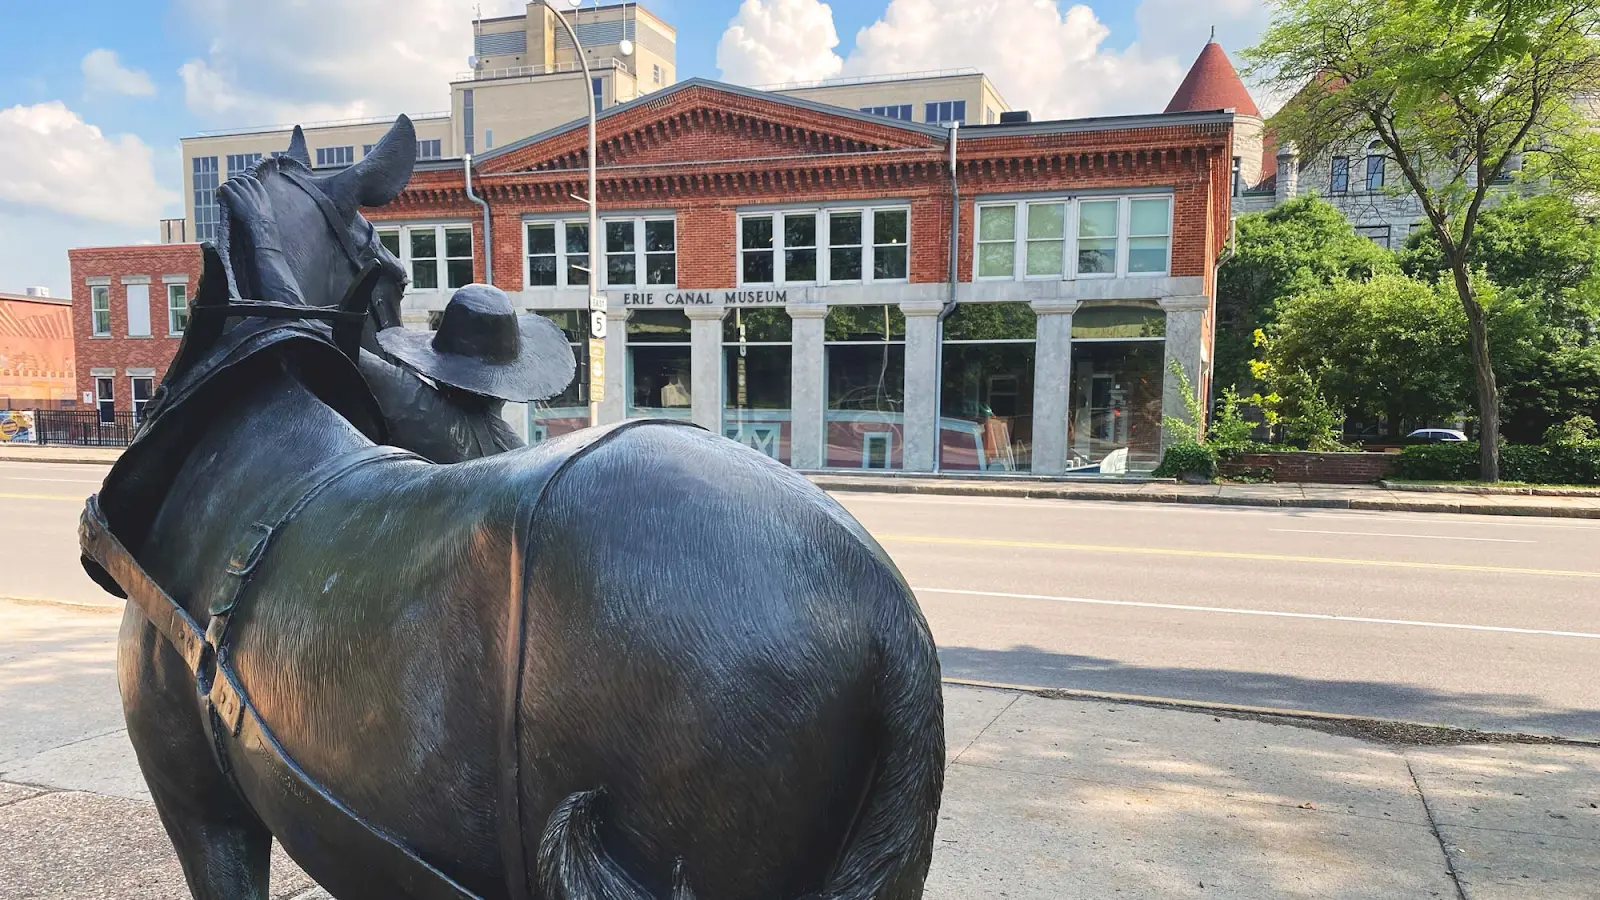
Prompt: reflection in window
<box><xmin>724</xmin><ymin>307</ymin><xmax>792</xmax><ymax>463</ymax></box>
<box><xmin>1026</xmin><ymin>202</ymin><xmax>1066</xmax><ymax>276</ymax></box>
<box><xmin>1366</xmin><ymin>141</ymin><xmax>1386</xmax><ymax>191</ymax></box>
<box><xmin>977</xmin><ymin>205</ymin><xmax>1016</xmax><ymax>277</ymax></box>
<box><xmin>1127</xmin><ymin>198</ymin><xmax>1171</xmax><ymax>274</ymax></box>
<box><xmin>940</xmin><ymin>302</ymin><xmax>1035</xmax><ymax>472</ymax></box>
<box><xmin>1070</xmin><ymin>339</ymin><xmax>1164</xmax><ymax>473</ymax></box>
<box><xmin>783</xmin><ymin>214</ymin><xmax>818</xmax><ymax>282</ymax></box>
<box><xmin>826</xmin><ymin>305</ymin><xmax>906</xmax><ymax>469</ymax></box>
<box><xmin>741</xmin><ymin>216</ymin><xmax>774</xmax><ymax>283</ymax></box>
<box><xmin>873</xmin><ymin>209</ymin><xmax>909</xmax><ymax>280</ymax></box>
<box><xmin>410</xmin><ymin>229</ymin><xmax>438</xmax><ymax>289</ymax></box>
<box><xmin>606</xmin><ymin>220</ymin><xmax>636</xmax><ymax>286</ymax></box>
<box><xmin>1330</xmin><ymin>155</ymin><xmax>1350</xmax><ymax>193</ymax></box>
<box><xmin>829</xmin><ymin>211</ymin><xmax>863</xmax><ymax>281</ymax></box>
<box><xmin>1077</xmin><ymin>200</ymin><xmax>1118</xmax><ymax>275</ymax></box>
<box><xmin>627</xmin><ymin>310</ymin><xmax>691</xmax><ymax>419</ymax></box>
<box><xmin>526</xmin><ymin>224</ymin><xmax>557</xmax><ymax>286</ymax></box>
<box><xmin>527</xmin><ymin>309</ymin><xmax>588</xmax><ymax>443</ymax></box>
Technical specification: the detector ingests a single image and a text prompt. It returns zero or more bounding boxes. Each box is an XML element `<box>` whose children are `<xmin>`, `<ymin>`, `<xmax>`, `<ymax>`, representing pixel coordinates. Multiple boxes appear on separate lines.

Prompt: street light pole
<box><xmin>542</xmin><ymin>0</ymin><xmax>609</xmax><ymax>427</ymax></box>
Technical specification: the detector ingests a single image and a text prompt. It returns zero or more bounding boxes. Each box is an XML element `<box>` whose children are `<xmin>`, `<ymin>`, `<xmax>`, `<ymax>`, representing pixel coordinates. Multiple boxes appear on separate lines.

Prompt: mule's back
<box><xmin>511</xmin><ymin>424</ymin><xmax>941</xmax><ymax>899</ymax></box>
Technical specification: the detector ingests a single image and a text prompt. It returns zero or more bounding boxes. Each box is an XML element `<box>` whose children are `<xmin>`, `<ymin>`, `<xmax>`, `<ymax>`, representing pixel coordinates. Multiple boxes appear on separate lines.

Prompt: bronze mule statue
<box><xmin>81</xmin><ymin>114</ymin><xmax>944</xmax><ymax>900</ymax></box>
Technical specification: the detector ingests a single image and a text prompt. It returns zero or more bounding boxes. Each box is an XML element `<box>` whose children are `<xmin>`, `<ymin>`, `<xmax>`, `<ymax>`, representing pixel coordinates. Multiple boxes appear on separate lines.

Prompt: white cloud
<box><xmin>0</xmin><ymin>102</ymin><xmax>177</xmax><ymax>226</ymax></box>
<box><xmin>81</xmin><ymin>49</ymin><xmax>156</xmax><ymax>98</ymax></box>
<box><xmin>176</xmin><ymin>0</ymin><xmax>524</xmax><ymax>127</ymax></box>
<box><xmin>716</xmin><ymin>0</ymin><xmax>845</xmax><ymax>86</ymax></box>
<box><xmin>715</xmin><ymin>0</ymin><xmax>1273</xmax><ymax>119</ymax></box>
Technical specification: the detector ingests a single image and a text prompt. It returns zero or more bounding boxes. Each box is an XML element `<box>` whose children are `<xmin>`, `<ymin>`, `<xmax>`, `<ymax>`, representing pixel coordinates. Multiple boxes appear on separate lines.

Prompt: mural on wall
<box><xmin>0</xmin><ymin>298</ymin><xmax>76</xmax><ymax>408</ymax></box>
<box><xmin>0</xmin><ymin>410</ymin><xmax>36</xmax><ymax>442</ymax></box>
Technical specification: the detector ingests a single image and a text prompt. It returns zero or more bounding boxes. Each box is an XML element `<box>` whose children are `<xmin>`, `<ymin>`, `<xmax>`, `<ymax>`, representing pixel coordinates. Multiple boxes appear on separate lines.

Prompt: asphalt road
<box><xmin>4</xmin><ymin>460</ymin><xmax>1598</xmax><ymax>739</ymax></box>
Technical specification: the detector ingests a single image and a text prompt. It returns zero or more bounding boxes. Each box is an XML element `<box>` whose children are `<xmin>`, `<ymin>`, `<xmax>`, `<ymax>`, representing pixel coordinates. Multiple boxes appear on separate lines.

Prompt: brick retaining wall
<box><xmin>1220</xmin><ymin>451</ymin><xmax>1397</xmax><ymax>484</ymax></box>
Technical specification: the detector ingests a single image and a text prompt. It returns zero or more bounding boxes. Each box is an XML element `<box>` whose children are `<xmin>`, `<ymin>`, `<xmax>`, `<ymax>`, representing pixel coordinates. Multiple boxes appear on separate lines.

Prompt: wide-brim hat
<box><xmin>377</xmin><ymin>284</ymin><xmax>576</xmax><ymax>402</ymax></box>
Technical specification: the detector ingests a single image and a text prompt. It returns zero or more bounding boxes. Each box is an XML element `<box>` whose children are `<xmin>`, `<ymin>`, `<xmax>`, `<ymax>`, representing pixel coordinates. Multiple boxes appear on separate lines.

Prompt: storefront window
<box><xmin>628</xmin><ymin>309</ymin><xmax>691</xmax><ymax>419</ymax></box>
<box><xmin>1068</xmin><ymin>303</ymin><xmax>1166</xmax><ymax>473</ymax></box>
<box><xmin>723</xmin><ymin>307</ymin><xmax>792</xmax><ymax>463</ymax></box>
<box><xmin>527</xmin><ymin>309</ymin><xmax>588</xmax><ymax>443</ymax></box>
<box><xmin>825</xmin><ymin>305</ymin><xmax>906</xmax><ymax>468</ymax></box>
<box><xmin>940</xmin><ymin>301</ymin><xmax>1036</xmax><ymax>472</ymax></box>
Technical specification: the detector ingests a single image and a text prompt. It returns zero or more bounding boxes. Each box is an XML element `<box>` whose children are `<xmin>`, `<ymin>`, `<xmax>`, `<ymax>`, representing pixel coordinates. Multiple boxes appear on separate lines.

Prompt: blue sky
<box><xmin>0</xmin><ymin>0</ymin><xmax>1265</xmax><ymax>297</ymax></box>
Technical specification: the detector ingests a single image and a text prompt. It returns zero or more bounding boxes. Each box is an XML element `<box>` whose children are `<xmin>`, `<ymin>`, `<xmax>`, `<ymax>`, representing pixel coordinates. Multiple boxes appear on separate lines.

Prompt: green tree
<box><xmin>1270</xmin><ymin>273</ymin><xmax>1475</xmax><ymax>431</ymax></box>
<box><xmin>1216</xmin><ymin>196</ymin><xmax>1398</xmax><ymax>391</ymax></box>
<box><xmin>1402</xmin><ymin>193</ymin><xmax>1600</xmax><ymax>439</ymax></box>
<box><xmin>1247</xmin><ymin>0</ymin><xmax>1600</xmax><ymax>480</ymax></box>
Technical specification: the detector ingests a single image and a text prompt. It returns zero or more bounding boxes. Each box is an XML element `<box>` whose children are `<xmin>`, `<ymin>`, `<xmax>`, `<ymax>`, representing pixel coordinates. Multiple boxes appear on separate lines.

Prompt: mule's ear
<box><xmin>325</xmin><ymin>115</ymin><xmax>416</xmax><ymax>217</ymax></box>
<box><xmin>286</xmin><ymin>126</ymin><xmax>311</xmax><ymax>166</ymax></box>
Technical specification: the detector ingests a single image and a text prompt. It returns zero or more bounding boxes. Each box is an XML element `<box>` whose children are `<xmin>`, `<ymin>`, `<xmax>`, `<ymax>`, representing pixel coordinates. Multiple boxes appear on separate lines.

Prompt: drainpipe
<box><xmin>464</xmin><ymin>154</ymin><xmax>492</xmax><ymax>285</ymax></box>
<box><xmin>932</xmin><ymin>122</ymin><xmax>960</xmax><ymax>473</ymax></box>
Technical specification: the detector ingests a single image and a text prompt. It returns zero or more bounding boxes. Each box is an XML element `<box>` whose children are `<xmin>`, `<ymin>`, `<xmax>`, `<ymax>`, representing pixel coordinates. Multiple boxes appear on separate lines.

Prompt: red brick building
<box><xmin>376</xmin><ymin>79</ymin><xmax>1233</xmax><ymax>473</ymax></box>
<box><xmin>68</xmin><ymin>78</ymin><xmax>1235</xmax><ymax>473</ymax></box>
<box><xmin>67</xmin><ymin>244</ymin><xmax>202</xmax><ymax>421</ymax></box>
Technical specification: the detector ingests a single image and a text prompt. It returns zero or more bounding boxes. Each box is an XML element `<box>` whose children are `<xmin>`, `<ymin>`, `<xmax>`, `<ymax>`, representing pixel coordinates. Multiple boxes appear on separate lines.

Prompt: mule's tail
<box><xmin>813</xmin><ymin>623</ymin><xmax>945</xmax><ymax>900</ymax></box>
<box><xmin>538</xmin><ymin>790</ymin><xmax>698</xmax><ymax>900</ymax></box>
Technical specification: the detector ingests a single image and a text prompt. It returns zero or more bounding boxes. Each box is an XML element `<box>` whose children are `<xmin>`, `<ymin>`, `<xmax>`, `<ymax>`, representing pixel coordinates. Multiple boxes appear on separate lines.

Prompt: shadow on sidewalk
<box><xmin>937</xmin><ymin>643</ymin><xmax>1600</xmax><ymax>740</ymax></box>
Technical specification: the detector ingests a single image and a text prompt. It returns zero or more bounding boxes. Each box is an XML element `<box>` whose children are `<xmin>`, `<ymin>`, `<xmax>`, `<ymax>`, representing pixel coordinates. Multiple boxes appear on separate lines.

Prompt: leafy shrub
<box><xmin>1153</xmin><ymin>440</ymin><xmax>1218</xmax><ymax>481</ymax></box>
<box><xmin>1208</xmin><ymin>388</ymin><xmax>1257</xmax><ymax>449</ymax></box>
<box><xmin>1394</xmin><ymin>441</ymin><xmax>1600</xmax><ymax>485</ymax></box>
<box><xmin>1546</xmin><ymin>415</ymin><xmax>1598</xmax><ymax>448</ymax></box>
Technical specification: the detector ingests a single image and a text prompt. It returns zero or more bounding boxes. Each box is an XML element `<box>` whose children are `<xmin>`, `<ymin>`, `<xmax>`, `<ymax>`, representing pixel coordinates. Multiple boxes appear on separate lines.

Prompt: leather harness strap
<box><xmin>80</xmin><ymin>444</ymin><xmax>484</xmax><ymax>900</ymax></box>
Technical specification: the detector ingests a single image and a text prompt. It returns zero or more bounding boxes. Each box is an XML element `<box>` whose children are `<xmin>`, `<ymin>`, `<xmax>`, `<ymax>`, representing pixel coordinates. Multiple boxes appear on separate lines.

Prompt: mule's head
<box><xmin>220</xmin><ymin>115</ymin><xmax>415</xmax><ymax>330</ymax></box>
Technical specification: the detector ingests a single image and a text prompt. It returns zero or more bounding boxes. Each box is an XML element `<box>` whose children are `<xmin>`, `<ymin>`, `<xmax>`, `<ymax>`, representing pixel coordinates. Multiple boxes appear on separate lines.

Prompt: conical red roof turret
<box><xmin>1166</xmin><ymin>39</ymin><xmax>1260</xmax><ymax>117</ymax></box>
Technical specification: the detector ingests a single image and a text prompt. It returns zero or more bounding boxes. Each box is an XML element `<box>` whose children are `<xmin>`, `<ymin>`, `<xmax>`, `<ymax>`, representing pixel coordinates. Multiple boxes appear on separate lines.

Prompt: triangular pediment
<box><xmin>477</xmin><ymin>80</ymin><xmax>946</xmax><ymax>175</ymax></box>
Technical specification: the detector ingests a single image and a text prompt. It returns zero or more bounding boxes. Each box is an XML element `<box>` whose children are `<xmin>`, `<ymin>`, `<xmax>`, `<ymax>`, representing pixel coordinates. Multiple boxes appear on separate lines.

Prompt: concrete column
<box><xmin>1028</xmin><ymin>299</ymin><xmax>1079</xmax><ymax>475</ymax></box>
<box><xmin>599</xmin><ymin>306</ymin><xmax>629</xmax><ymax>424</ymax></box>
<box><xmin>787</xmin><ymin>303</ymin><xmax>828</xmax><ymax>469</ymax></box>
<box><xmin>501</xmin><ymin>402</ymin><xmax>530</xmax><ymax>443</ymax></box>
<box><xmin>1159</xmin><ymin>295</ymin><xmax>1209</xmax><ymax>447</ymax></box>
<box><xmin>686</xmin><ymin>305</ymin><xmax>726</xmax><ymax>433</ymax></box>
<box><xmin>899</xmin><ymin>299</ymin><xmax>944</xmax><ymax>472</ymax></box>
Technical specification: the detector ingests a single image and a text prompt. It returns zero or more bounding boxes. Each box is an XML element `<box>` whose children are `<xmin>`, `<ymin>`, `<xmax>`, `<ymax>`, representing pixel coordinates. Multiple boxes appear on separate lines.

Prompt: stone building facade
<box><xmin>374</xmin><ymin>79</ymin><xmax>1234</xmax><ymax>475</ymax></box>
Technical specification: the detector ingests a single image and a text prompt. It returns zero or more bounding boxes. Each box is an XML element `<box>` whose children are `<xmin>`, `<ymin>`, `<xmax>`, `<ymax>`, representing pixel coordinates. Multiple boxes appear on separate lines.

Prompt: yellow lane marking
<box><xmin>875</xmin><ymin>533</ymin><xmax>1600</xmax><ymax>579</ymax></box>
<box><xmin>0</xmin><ymin>491</ymin><xmax>86</xmax><ymax>502</ymax></box>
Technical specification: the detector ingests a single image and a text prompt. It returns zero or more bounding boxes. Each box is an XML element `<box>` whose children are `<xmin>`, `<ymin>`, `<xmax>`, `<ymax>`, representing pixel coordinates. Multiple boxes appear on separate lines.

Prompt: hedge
<box><xmin>1394</xmin><ymin>442</ymin><xmax>1600</xmax><ymax>485</ymax></box>
<box><xmin>1153</xmin><ymin>441</ymin><xmax>1218</xmax><ymax>480</ymax></box>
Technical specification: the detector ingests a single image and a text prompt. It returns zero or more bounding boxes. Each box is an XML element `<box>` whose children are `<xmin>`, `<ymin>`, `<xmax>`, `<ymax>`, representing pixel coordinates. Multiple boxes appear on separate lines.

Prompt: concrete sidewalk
<box><xmin>0</xmin><ymin>444</ymin><xmax>123</xmax><ymax>465</ymax></box>
<box><xmin>4</xmin><ymin>599</ymin><xmax>1598</xmax><ymax>899</ymax></box>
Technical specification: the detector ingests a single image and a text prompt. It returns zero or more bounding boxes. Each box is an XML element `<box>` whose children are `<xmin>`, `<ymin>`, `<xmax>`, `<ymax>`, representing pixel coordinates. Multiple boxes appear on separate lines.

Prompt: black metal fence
<box><xmin>32</xmin><ymin>409</ymin><xmax>139</xmax><ymax>447</ymax></box>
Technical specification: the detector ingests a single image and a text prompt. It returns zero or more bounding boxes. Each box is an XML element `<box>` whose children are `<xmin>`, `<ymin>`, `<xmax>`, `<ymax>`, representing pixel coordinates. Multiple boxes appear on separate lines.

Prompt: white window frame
<box><xmin>521</xmin><ymin>216</ymin><xmax>677</xmax><ymax>290</ymax></box>
<box><xmin>1126</xmin><ymin>196</ymin><xmax>1173</xmax><ymax>276</ymax></box>
<box><xmin>736</xmin><ymin>205</ymin><xmax>912</xmax><ymax>287</ymax></box>
<box><xmin>315</xmin><ymin>146</ymin><xmax>354</xmax><ymax>168</ymax></box>
<box><xmin>378</xmin><ymin>223</ymin><xmax>476</xmax><ymax>292</ymax></box>
<box><xmin>90</xmin><ymin>285</ymin><xmax>111</xmax><ymax>336</ymax></box>
<box><xmin>167</xmin><ymin>283</ymin><xmax>188</xmax><ymax>335</ymax></box>
<box><xmin>972</xmin><ymin>195</ymin><xmax>1174</xmax><ymax>282</ymax></box>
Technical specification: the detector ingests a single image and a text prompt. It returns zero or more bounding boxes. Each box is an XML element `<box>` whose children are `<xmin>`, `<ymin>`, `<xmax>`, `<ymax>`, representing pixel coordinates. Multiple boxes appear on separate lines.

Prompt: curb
<box><xmin>0</xmin><ymin>452</ymin><xmax>120</xmax><ymax>466</ymax></box>
<box><xmin>811</xmin><ymin>477</ymin><xmax>1600</xmax><ymax>519</ymax></box>
<box><xmin>1380</xmin><ymin>479</ymin><xmax>1600</xmax><ymax>498</ymax></box>
<box><xmin>942</xmin><ymin>677</ymin><xmax>1600</xmax><ymax>747</ymax></box>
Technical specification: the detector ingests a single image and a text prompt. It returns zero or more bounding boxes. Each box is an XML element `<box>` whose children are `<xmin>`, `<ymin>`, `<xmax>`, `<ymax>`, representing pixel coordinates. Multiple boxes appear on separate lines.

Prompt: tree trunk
<box><xmin>1453</xmin><ymin>265</ymin><xmax>1500</xmax><ymax>481</ymax></box>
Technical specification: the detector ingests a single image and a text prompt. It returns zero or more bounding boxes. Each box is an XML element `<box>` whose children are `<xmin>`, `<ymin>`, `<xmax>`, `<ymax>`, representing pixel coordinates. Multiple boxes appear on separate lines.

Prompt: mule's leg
<box><xmin>121</xmin><ymin>612</ymin><xmax>273</xmax><ymax>900</ymax></box>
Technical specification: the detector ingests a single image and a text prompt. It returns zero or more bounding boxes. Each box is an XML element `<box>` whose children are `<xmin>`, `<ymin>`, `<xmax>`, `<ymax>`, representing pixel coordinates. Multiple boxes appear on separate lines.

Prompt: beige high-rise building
<box><xmin>175</xmin><ymin>2</ymin><xmax>676</xmax><ymax>246</ymax></box>
<box><xmin>772</xmin><ymin>70</ymin><xmax>1011</xmax><ymax>127</ymax></box>
<box><xmin>451</xmin><ymin>2</ymin><xmax>677</xmax><ymax>157</ymax></box>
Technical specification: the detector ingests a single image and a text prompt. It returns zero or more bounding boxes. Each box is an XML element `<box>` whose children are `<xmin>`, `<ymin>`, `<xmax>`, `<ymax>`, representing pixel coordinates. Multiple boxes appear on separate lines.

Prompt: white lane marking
<box><xmin>1268</xmin><ymin>528</ymin><xmax>1534</xmax><ymax>544</ymax></box>
<box><xmin>2</xmin><ymin>476</ymin><xmax>104</xmax><ymax>484</ymax></box>
<box><xmin>912</xmin><ymin>586</ymin><xmax>1600</xmax><ymax>640</ymax></box>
